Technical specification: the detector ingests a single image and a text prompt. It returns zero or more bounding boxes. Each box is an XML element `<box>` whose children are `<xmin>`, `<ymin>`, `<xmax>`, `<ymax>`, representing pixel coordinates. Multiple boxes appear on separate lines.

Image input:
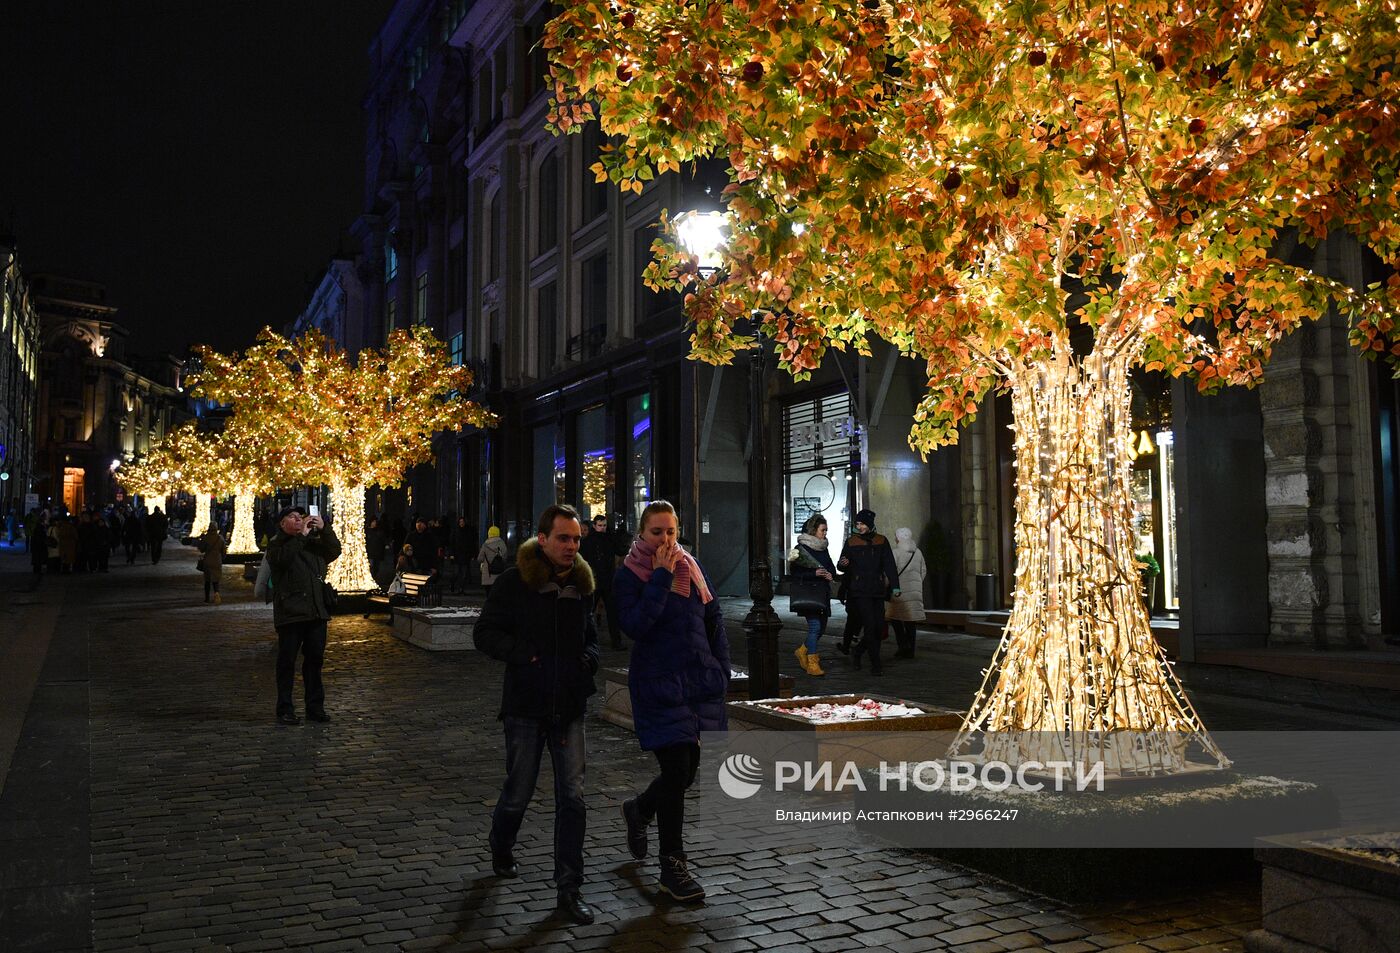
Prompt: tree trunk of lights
<box><xmin>949</xmin><ymin>352</ymin><xmax>1229</xmax><ymax>778</ymax></box>
<box><xmin>190</xmin><ymin>492</ymin><xmax>211</xmax><ymax>538</ymax></box>
<box><xmin>228</xmin><ymin>492</ymin><xmax>259</xmax><ymax>554</ymax></box>
<box><xmin>325</xmin><ymin>479</ymin><xmax>378</xmax><ymax>593</ymax></box>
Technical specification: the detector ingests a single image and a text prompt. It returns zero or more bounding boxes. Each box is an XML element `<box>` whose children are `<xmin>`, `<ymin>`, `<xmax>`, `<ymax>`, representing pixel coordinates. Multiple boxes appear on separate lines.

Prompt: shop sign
<box><xmin>791</xmin><ymin>415</ymin><xmax>859</xmax><ymax>450</ymax></box>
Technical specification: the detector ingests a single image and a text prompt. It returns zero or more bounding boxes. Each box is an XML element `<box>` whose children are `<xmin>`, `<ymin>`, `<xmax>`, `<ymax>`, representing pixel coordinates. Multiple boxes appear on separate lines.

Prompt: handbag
<box><xmin>322</xmin><ymin>581</ymin><xmax>340</xmax><ymax>611</ymax></box>
<box><xmin>387</xmin><ymin>573</ymin><xmax>407</xmax><ymax>595</ymax></box>
<box><xmin>788</xmin><ymin>578</ymin><xmax>830</xmax><ymax>615</ymax></box>
<box><xmin>195</xmin><ymin>556</ymin><xmax>206</xmax><ymax>574</ymax></box>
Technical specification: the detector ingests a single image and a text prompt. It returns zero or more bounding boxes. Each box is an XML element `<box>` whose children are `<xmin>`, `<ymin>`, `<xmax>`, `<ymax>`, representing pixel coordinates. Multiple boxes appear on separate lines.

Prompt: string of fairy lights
<box><xmin>948</xmin><ymin>353</ymin><xmax>1229</xmax><ymax>778</ymax></box>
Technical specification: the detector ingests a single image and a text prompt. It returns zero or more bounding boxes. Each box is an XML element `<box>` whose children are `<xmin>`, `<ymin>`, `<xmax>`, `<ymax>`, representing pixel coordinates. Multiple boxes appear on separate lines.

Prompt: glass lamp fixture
<box><xmin>674</xmin><ymin>209</ymin><xmax>729</xmax><ymax>274</ymax></box>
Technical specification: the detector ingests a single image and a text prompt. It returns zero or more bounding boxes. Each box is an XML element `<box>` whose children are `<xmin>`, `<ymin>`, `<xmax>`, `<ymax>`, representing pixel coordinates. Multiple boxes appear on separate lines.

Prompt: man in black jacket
<box><xmin>836</xmin><ymin>508</ymin><xmax>901</xmax><ymax>676</ymax></box>
<box><xmin>145</xmin><ymin>507</ymin><xmax>169</xmax><ymax>564</ymax></box>
<box><xmin>474</xmin><ymin>503</ymin><xmax>600</xmax><ymax>925</ymax></box>
<box><xmin>266</xmin><ymin>505</ymin><xmax>342</xmax><ymax>726</ymax></box>
<box><xmin>578</xmin><ymin>512</ymin><xmax>622</xmax><ymax>648</ymax></box>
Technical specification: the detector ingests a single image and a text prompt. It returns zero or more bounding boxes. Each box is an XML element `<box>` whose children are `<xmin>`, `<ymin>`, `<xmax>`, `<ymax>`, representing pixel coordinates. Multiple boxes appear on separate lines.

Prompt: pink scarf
<box><xmin>624</xmin><ymin>536</ymin><xmax>714</xmax><ymax>604</ymax></box>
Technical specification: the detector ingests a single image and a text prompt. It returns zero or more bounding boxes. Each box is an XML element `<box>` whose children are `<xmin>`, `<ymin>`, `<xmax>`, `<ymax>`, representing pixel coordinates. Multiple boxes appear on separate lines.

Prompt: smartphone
<box><xmin>308</xmin><ymin>505</ymin><xmax>320</xmax><ymax>518</ymax></box>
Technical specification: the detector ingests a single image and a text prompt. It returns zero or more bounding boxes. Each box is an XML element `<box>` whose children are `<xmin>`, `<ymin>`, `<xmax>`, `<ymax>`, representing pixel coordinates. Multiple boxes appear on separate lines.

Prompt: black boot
<box><xmin>557</xmin><ymin>890</ymin><xmax>595</xmax><ymax>924</ymax></box>
<box><xmin>850</xmin><ymin>642</ymin><xmax>863</xmax><ymax>670</ymax></box>
<box><xmin>622</xmin><ymin>798</ymin><xmax>649</xmax><ymax>859</ymax></box>
<box><xmin>659</xmin><ymin>853</ymin><xmax>705</xmax><ymax>902</ymax></box>
<box><xmin>491</xmin><ymin>849</ymin><xmax>518</xmax><ymax>878</ymax></box>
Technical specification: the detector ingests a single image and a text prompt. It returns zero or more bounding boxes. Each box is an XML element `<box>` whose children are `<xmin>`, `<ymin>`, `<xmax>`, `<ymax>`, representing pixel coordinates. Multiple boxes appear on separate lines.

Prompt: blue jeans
<box><xmin>805</xmin><ymin>614</ymin><xmax>828</xmax><ymax>653</ymax></box>
<box><xmin>490</xmin><ymin>716</ymin><xmax>587</xmax><ymax>892</ymax></box>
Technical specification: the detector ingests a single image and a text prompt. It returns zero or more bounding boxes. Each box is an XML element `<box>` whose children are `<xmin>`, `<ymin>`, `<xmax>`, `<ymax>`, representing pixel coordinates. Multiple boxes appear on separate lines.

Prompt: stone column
<box><xmin>1259</xmin><ymin>232</ymin><xmax>1381</xmax><ymax>647</ymax></box>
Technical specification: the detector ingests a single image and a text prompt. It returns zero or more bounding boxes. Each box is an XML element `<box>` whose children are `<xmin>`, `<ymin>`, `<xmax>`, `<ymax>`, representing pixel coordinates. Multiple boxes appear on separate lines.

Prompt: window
<box><xmin>447</xmin><ymin>243</ymin><xmax>463</xmax><ymax>313</ymax></box>
<box><xmin>581</xmin><ymin>125</ymin><xmax>610</xmax><ymax>222</ymax></box>
<box><xmin>635</xmin><ymin>223</ymin><xmax>683</xmax><ymax>323</ymax></box>
<box><xmin>416</xmin><ymin>272</ymin><xmax>429</xmax><ymax>325</ymax></box>
<box><xmin>386</xmin><ymin>298</ymin><xmax>398</xmax><ymax>335</ymax></box>
<box><xmin>449</xmin><ymin>332</ymin><xmax>464</xmax><ymax>366</ymax></box>
<box><xmin>489</xmin><ymin>197</ymin><xmax>504</xmax><ymax>282</ymax></box>
<box><xmin>385</xmin><ymin>234</ymin><xmax>399</xmax><ymax>281</ymax></box>
<box><xmin>537</xmin><ymin>153</ymin><xmax>559</xmax><ymax>254</ymax></box>
<box><xmin>583</xmin><ymin>253</ymin><xmax>608</xmax><ymax>349</ymax></box>
<box><xmin>493</xmin><ymin>45</ymin><xmax>508</xmax><ymax>121</ymax></box>
<box><xmin>538</xmin><ymin>282</ymin><xmax>558</xmax><ymax>376</ymax></box>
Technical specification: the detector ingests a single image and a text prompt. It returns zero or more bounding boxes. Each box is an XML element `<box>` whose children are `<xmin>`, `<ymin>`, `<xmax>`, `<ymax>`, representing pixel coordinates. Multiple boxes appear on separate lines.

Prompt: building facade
<box><xmin>350</xmin><ymin>1</ymin><xmax>1397</xmax><ymax>633</ymax></box>
<box><xmin>32</xmin><ymin>275</ymin><xmax>188</xmax><ymax>513</ymax></box>
<box><xmin>1</xmin><ymin>242</ymin><xmax>41</xmax><ymax>516</ymax></box>
<box><xmin>290</xmin><ymin>257</ymin><xmax>371</xmax><ymax>357</ymax></box>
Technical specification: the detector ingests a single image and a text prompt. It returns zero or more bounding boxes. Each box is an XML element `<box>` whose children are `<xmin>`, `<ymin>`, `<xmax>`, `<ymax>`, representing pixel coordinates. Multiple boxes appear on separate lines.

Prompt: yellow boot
<box><xmin>795</xmin><ymin>645</ymin><xmax>808</xmax><ymax>671</ymax></box>
<box><xmin>806</xmin><ymin>653</ymin><xmax>825</xmax><ymax>676</ymax></box>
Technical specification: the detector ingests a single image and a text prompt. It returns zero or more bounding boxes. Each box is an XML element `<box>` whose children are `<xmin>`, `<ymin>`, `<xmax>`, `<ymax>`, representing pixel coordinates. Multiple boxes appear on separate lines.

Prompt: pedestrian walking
<box><xmin>91</xmin><ymin>512</ymin><xmax>111</xmax><ymax>572</ymax></box>
<box><xmin>199</xmin><ymin>524</ymin><xmax>227</xmax><ymax>604</ymax></box>
<box><xmin>449</xmin><ymin>516</ymin><xmax>476</xmax><ymax>593</ymax></box>
<box><xmin>122</xmin><ymin>509</ymin><xmax>144</xmax><ymax>563</ymax></box>
<box><xmin>146</xmin><ymin>507</ymin><xmax>169</xmax><ymax>564</ymax></box>
<box><xmin>787</xmin><ymin>514</ymin><xmax>836</xmax><ymax>676</ymax></box>
<box><xmin>615</xmin><ymin>500</ymin><xmax>729</xmax><ymax>902</ymax></box>
<box><xmin>477</xmin><ymin>526</ymin><xmax>508</xmax><ymax>593</ymax></box>
<box><xmin>835</xmin><ymin>509</ymin><xmax>900</xmax><ymax>676</ymax></box>
<box><xmin>580</xmin><ymin>512</ymin><xmax>623</xmax><ymax>648</ymax></box>
<box><xmin>885</xmin><ymin>527</ymin><xmax>927</xmax><ymax>659</ymax></box>
<box><xmin>77</xmin><ymin>511</ymin><xmax>97</xmax><ymax>572</ymax></box>
<box><xmin>53</xmin><ymin>516</ymin><xmax>78</xmax><ymax>573</ymax></box>
<box><xmin>29</xmin><ymin>513</ymin><xmax>49</xmax><ymax>575</ymax></box>
<box><xmin>266</xmin><ymin>505</ymin><xmax>342</xmax><ymax>726</ymax></box>
<box><xmin>366</xmin><ymin>517</ymin><xmax>388</xmax><ymax>581</ymax></box>
<box><xmin>473</xmin><ymin>504</ymin><xmax>599</xmax><ymax>926</ymax></box>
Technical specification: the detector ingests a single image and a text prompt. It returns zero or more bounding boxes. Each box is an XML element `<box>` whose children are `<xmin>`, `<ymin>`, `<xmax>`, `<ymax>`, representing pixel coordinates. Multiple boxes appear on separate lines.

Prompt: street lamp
<box><xmin>675</xmin><ymin>209</ymin><xmax>783</xmax><ymax>701</ymax></box>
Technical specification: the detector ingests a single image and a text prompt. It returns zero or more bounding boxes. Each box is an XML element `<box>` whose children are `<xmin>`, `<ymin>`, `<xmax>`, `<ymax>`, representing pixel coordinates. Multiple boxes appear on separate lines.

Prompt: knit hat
<box><xmin>487</xmin><ymin>525</ymin><xmax>501</xmax><ymax>538</ymax></box>
<box><xmin>276</xmin><ymin>505</ymin><xmax>307</xmax><ymax>522</ymax></box>
<box><xmin>854</xmin><ymin>509</ymin><xmax>877</xmax><ymax>529</ymax></box>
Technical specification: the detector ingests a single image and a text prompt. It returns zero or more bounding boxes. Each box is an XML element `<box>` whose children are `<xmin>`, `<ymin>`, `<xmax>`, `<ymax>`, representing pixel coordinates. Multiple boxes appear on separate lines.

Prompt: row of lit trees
<box><xmin>120</xmin><ymin>326</ymin><xmax>495</xmax><ymax>590</ymax></box>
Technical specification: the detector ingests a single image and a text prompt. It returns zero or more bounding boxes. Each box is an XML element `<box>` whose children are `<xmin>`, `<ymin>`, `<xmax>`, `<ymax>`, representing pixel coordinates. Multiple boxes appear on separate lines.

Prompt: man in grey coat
<box><xmin>266</xmin><ymin>505</ymin><xmax>342</xmax><ymax>725</ymax></box>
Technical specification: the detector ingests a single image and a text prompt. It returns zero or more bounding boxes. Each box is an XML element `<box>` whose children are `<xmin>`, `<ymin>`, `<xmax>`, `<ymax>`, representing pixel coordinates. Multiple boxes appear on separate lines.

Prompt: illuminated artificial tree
<box><xmin>548</xmin><ymin>0</ymin><xmax>1400</xmax><ymax>775</ymax></box>
<box><xmin>124</xmin><ymin>422</ymin><xmax>222</xmax><ymax>537</ymax></box>
<box><xmin>193</xmin><ymin>326</ymin><xmax>497</xmax><ymax>593</ymax></box>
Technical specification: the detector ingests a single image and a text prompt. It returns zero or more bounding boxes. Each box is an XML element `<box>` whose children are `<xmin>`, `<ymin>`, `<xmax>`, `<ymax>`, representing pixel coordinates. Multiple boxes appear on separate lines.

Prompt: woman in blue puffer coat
<box><xmin>614</xmin><ymin>500</ymin><xmax>729</xmax><ymax>903</ymax></box>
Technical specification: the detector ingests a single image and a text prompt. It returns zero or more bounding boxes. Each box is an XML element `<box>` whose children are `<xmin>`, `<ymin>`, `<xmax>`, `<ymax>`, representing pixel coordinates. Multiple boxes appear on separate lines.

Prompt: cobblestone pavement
<box><xmin>3</xmin><ymin>547</ymin><xmax>1392</xmax><ymax>952</ymax></box>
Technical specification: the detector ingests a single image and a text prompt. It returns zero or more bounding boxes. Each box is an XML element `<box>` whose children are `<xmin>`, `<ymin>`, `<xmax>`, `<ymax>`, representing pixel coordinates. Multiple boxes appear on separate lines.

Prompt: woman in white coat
<box><xmin>476</xmin><ymin>526</ymin><xmax>509</xmax><ymax>593</ymax></box>
<box><xmin>884</xmin><ymin>527</ymin><xmax>927</xmax><ymax>659</ymax></box>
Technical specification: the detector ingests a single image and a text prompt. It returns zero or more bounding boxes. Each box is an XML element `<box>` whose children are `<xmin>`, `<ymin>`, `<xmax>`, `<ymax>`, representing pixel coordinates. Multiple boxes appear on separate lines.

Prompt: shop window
<box><xmin>782</xmin><ymin>392</ymin><xmax>859</xmax><ymax>555</ymax></box>
<box><xmin>576</xmin><ymin>404</ymin><xmax>613</xmax><ymax>522</ymax></box>
<box><xmin>533</xmin><ymin>421</ymin><xmax>564</xmax><ymax>517</ymax></box>
<box><xmin>625</xmin><ymin>392</ymin><xmax>652</xmax><ymax>529</ymax></box>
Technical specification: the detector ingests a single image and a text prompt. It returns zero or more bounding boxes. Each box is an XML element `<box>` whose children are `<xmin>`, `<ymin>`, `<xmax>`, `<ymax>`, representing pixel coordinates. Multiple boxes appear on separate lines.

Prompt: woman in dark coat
<box><xmin>30</xmin><ymin>515</ymin><xmax>49</xmax><ymax>575</ymax></box>
<box><xmin>614</xmin><ymin>500</ymin><xmax>729</xmax><ymax>903</ymax></box>
<box><xmin>787</xmin><ymin>514</ymin><xmax>836</xmax><ymax>676</ymax></box>
<box><xmin>199</xmin><ymin>525</ymin><xmax>227</xmax><ymax>604</ymax></box>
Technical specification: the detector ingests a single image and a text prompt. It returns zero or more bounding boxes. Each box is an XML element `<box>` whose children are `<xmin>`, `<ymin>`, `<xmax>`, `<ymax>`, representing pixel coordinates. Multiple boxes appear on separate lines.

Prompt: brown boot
<box><xmin>794</xmin><ymin>645</ymin><xmax>808</xmax><ymax>671</ymax></box>
<box><xmin>805</xmin><ymin>653</ymin><xmax>825</xmax><ymax>676</ymax></box>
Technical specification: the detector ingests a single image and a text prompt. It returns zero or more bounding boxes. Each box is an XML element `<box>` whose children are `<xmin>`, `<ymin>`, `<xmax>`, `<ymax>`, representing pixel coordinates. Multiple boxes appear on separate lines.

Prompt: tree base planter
<box><xmin>726</xmin><ymin>694</ymin><xmax>963</xmax><ymax>769</ymax></box>
<box><xmin>858</xmin><ymin>774</ymin><xmax>1337</xmax><ymax>902</ymax></box>
<box><xmin>222</xmin><ymin>552</ymin><xmax>261</xmax><ymax>565</ymax></box>
<box><xmin>328</xmin><ymin>592</ymin><xmax>378</xmax><ymax>616</ymax></box>
<box><xmin>390</xmin><ymin>606</ymin><xmax>480</xmax><ymax>652</ymax></box>
<box><xmin>1245</xmin><ymin>827</ymin><xmax>1400</xmax><ymax>953</ymax></box>
<box><xmin>600</xmin><ymin>667</ymin><xmax>796</xmax><ymax>732</ymax></box>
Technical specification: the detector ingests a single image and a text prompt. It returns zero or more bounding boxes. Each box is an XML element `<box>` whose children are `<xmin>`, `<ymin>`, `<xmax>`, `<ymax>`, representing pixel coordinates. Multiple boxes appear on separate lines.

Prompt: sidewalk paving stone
<box><xmin>4</xmin><ymin>550</ymin><xmax>1389</xmax><ymax>950</ymax></box>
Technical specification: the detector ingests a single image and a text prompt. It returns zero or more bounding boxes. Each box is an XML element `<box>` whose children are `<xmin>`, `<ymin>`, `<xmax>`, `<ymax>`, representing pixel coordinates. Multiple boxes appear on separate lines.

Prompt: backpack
<box><xmin>488</xmin><ymin>552</ymin><xmax>506</xmax><ymax>575</ymax></box>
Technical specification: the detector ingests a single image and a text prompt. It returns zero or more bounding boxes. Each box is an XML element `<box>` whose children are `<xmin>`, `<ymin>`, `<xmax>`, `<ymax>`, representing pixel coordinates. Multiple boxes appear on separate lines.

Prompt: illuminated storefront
<box><xmin>782</xmin><ymin>390</ymin><xmax>859</xmax><ymax>552</ymax></box>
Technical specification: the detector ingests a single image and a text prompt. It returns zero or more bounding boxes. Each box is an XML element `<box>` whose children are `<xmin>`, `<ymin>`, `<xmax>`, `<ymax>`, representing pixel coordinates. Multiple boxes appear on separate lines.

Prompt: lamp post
<box><xmin>675</xmin><ymin>209</ymin><xmax>783</xmax><ymax>700</ymax></box>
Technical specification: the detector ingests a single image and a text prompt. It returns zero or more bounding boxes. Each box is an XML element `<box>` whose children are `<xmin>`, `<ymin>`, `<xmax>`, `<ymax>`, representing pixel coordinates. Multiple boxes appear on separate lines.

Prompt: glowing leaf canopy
<box><xmin>547</xmin><ymin>0</ymin><xmax>1400</xmax><ymax>450</ymax></box>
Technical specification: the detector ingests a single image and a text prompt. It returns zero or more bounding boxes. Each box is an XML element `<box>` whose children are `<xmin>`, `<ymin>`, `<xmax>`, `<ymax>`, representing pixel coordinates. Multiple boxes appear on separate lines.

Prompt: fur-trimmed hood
<box><xmin>516</xmin><ymin>538</ymin><xmax>595</xmax><ymax>596</ymax></box>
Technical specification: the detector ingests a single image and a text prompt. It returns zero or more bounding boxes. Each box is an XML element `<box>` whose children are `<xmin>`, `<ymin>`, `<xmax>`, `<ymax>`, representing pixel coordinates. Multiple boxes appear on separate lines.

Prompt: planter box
<box><xmin>726</xmin><ymin>693</ymin><xmax>963</xmax><ymax>768</ymax></box>
<box><xmin>390</xmin><ymin>606</ymin><xmax>481</xmax><ymax>652</ymax></box>
<box><xmin>601</xmin><ymin>666</ymin><xmax>795</xmax><ymax>732</ymax></box>
<box><xmin>1246</xmin><ymin>827</ymin><xmax>1400</xmax><ymax>953</ymax></box>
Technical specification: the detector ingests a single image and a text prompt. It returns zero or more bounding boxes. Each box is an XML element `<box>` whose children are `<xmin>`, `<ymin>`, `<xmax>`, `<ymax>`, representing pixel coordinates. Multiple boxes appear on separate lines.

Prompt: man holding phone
<box><xmin>266</xmin><ymin>505</ymin><xmax>342</xmax><ymax>725</ymax></box>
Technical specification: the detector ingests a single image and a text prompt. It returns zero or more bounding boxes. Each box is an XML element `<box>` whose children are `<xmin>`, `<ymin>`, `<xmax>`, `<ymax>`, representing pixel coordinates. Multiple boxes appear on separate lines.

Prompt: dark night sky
<box><xmin>3</xmin><ymin>1</ymin><xmax>396</xmax><ymax>356</ymax></box>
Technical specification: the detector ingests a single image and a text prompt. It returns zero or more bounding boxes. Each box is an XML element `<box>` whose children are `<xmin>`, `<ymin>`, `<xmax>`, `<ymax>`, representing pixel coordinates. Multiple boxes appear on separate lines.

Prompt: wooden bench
<box><xmin>365</xmin><ymin>572</ymin><xmax>439</xmax><ymax>617</ymax></box>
